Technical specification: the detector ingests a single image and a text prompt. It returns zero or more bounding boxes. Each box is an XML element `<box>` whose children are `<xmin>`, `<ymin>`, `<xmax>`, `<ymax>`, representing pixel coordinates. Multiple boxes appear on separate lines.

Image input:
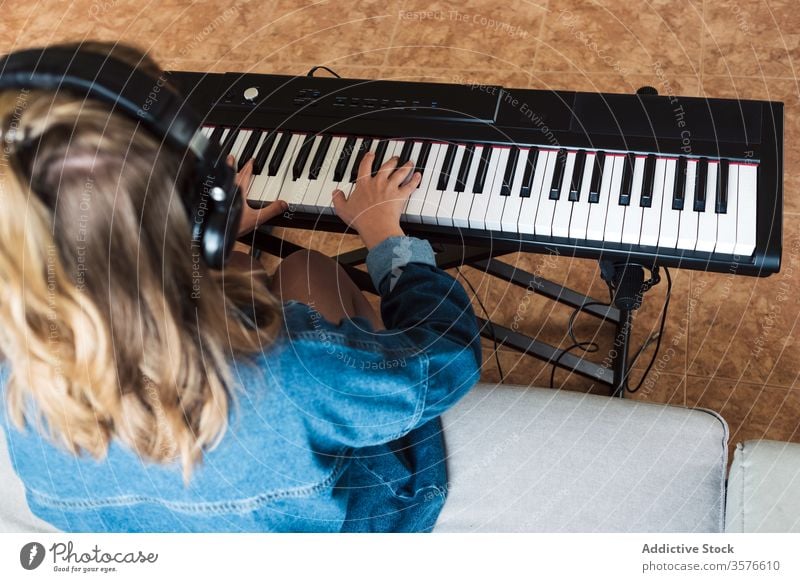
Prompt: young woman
<box><xmin>0</xmin><ymin>43</ymin><xmax>481</xmax><ymax>532</ymax></box>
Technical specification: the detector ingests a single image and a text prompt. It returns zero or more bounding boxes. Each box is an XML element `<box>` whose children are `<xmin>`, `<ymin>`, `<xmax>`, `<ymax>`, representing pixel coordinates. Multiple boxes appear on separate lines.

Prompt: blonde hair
<box><xmin>0</xmin><ymin>43</ymin><xmax>281</xmax><ymax>479</ymax></box>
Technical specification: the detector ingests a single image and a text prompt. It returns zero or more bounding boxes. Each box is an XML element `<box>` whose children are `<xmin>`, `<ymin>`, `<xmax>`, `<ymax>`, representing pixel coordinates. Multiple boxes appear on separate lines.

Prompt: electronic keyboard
<box><xmin>170</xmin><ymin>70</ymin><xmax>783</xmax><ymax>276</ymax></box>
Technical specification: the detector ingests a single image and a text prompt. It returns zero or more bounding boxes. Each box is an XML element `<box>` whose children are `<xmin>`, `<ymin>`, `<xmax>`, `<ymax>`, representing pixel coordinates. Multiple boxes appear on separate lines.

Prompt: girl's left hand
<box><xmin>230</xmin><ymin>156</ymin><xmax>288</xmax><ymax>236</ymax></box>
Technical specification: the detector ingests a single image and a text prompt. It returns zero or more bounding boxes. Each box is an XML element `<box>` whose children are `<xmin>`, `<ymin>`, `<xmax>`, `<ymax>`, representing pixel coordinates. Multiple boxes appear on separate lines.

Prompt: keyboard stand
<box><xmin>246</xmin><ymin>229</ymin><xmax>661</xmax><ymax>398</ymax></box>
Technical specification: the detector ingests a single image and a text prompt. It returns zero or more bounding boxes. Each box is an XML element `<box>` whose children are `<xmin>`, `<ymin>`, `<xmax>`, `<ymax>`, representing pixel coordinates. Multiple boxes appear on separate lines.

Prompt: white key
<box><xmin>469</xmin><ymin>147</ymin><xmax>501</xmax><ymax>230</ymax></box>
<box><xmin>519</xmin><ymin>149</ymin><xmax>548</xmax><ymax>235</ymax></box>
<box><xmin>533</xmin><ymin>151</ymin><xmax>560</xmax><ymax>236</ymax></box>
<box><xmin>437</xmin><ymin>145</ymin><xmax>466</xmax><ymax>227</ymax></box>
<box><xmin>696</xmin><ymin>161</ymin><xmax>719</xmax><ymax>252</ymax></box>
<box><xmin>733</xmin><ymin>163</ymin><xmax>757</xmax><ymax>256</ymax></box>
<box><xmin>585</xmin><ymin>153</ymin><xmax>615</xmax><ymax>241</ymax></box>
<box><xmin>334</xmin><ymin>138</ymin><xmax>362</xmax><ymax>196</ymax></box>
<box><xmin>285</xmin><ymin>135</ymin><xmax>318</xmax><ymax>210</ymax></box>
<box><xmin>405</xmin><ymin>143</ymin><xmax>442</xmax><ymax>223</ymax></box>
<box><xmin>500</xmin><ymin>148</ymin><xmax>529</xmax><ymax>233</ymax></box>
<box><xmin>201</xmin><ymin>126</ymin><xmax>213</xmax><ymax>137</ymax></box>
<box><xmin>552</xmin><ymin>151</ymin><xmax>578</xmax><ymax>238</ymax></box>
<box><xmin>567</xmin><ymin>152</ymin><xmax>595</xmax><ymax>239</ymax></box>
<box><xmin>603</xmin><ymin>156</ymin><xmax>626</xmax><ymax>243</ymax></box>
<box><xmin>401</xmin><ymin>142</ymin><xmax>424</xmax><ymax>215</ymax></box>
<box><xmin>714</xmin><ymin>163</ymin><xmax>739</xmax><ymax>254</ymax></box>
<box><xmin>453</xmin><ymin>145</ymin><xmax>482</xmax><ymax>228</ymax></box>
<box><xmin>640</xmin><ymin>158</ymin><xmax>667</xmax><ymax>246</ymax></box>
<box><xmin>621</xmin><ymin>156</ymin><xmax>646</xmax><ymax>244</ymax></box>
<box><xmin>304</xmin><ymin>136</ymin><xmax>344</xmax><ymax>213</ymax></box>
<box><xmin>676</xmin><ymin>160</ymin><xmax>699</xmax><ymax>250</ymax></box>
<box><xmin>657</xmin><ymin>158</ymin><xmax>680</xmax><ymax>248</ymax></box>
<box><xmin>229</xmin><ymin>130</ymin><xmax>251</xmax><ymax>165</ymax></box>
<box><xmin>262</xmin><ymin>133</ymin><xmax>302</xmax><ymax>204</ymax></box>
<box><xmin>246</xmin><ymin>134</ymin><xmax>278</xmax><ymax>203</ymax></box>
<box><xmin>420</xmin><ymin>144</ymin><xmax>454</xmax><ymax>225</ymax></box>
<box><xmin>483</xmin><ymin>148</ymin><xmax>511</xmax><ymax>231</ymax></box>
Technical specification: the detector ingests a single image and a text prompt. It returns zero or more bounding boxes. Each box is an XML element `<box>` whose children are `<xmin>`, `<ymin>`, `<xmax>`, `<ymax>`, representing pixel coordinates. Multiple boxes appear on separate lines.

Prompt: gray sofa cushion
<box><xmin>726</xmin><ymin>440</ymin><xmax>800</xmax><ymax>532</ymax></box>
<box><xmin>434</xmin><ymin>383</ymin><xmax>728</xmax><ymax>532</ymax></box>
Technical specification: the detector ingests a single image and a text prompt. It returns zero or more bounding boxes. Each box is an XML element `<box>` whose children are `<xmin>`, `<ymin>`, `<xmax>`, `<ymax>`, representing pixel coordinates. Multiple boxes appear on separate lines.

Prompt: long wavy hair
<box><xmin>0</xmin><ymin>43</ymin><xmax>281</xmax><ymax>480</ymax></box>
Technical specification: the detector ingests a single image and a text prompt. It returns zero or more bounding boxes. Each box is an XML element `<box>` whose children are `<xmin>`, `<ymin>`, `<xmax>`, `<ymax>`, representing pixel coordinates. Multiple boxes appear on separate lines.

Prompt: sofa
<box><xmin>2</xmin><ymin>383</ymin><xmax>799</xmax><ymax>533</ymax></box>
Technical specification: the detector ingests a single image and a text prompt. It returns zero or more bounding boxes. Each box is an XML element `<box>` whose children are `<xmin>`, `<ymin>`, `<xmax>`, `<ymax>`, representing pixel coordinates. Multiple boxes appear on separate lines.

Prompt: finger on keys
<box><xmin>389</xmin><ymin>160</ymin><xmax>414</xmax><ymax>187</ymax></box>
<box><xmin>332</xmin><ymin>188</ymin><xmax>346</xmax><ymax>212</ymax></box>
<box><xmin>378</xmin><ymin>156</ymin><xmax>400</xmax><ymax>179</ymax></box>
<box><xmin>235</xmin><ymin>158</ymin><xmax>254</xmax><ymax>195</ymax></box>
<box><xmin>398</xmin><ymin>171</ymin><xmax>422</xmax><ymax>197</ymax></box>
<box><xmin>357</xmin><ymin>152</ymin><xmax>375</xmax><ymax>183</ymax></box>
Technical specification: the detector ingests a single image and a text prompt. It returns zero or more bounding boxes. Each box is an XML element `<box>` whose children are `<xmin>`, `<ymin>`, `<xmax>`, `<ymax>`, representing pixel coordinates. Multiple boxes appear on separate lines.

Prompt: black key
<box><xmin>292</xmin><ymin>134</ymin><xmax>317</xmax><ymax>180</ymax></box>
<box><xmin>371</xmin><ymin>139</ymin><xmax>390</xmax><ymax>176</ymax></box>
<box><xmin>398</xmin><ymin>141</ymin><xmax>414</xmax><ymax>166</ymax></box>
<box><xmin>253</xmin><ymin>131</ymin><xmax>277</xmax><ymax>175</ymax></box>
<box><xmin>716</xmin><ymin>159</ymin><xmax>729</xmax><ymax>213</ymax></box>
<box><xmin>220</xmin><ymin>129</ymin><xmax>240</xmax><ymax>158</ymax></box>
<box><xmin>437</xmin><ymin>144</ymin><xmax>457</xmax><ymax>190</ymax></box>
<box><xmin>673</xmin><ymin>157</ymin><xmax>687</xmax><ymax>210</ymax></box>
<box><xmin>500</xmin><ymin>146</ymin><xmax>519</xmax><ymax>196</ymax></box>
<box><xmin>570</xmin><ymin>150</ymin><xmax>587</xmax><ymax>202</ymax></box>
<box><xmin>694</xmin><ymin>158</ymin><xmax>708</xmax><ymax>211</ymax></box>
<box><xmin>209</xmin><ymin>126</ymin><xmax>225</xmax><ymax>145</ymax></box>
<box><xmin>414</xmin><ymin>141</ymin><xmax>432</xmax><ymax>188</ymax></box>
<box><xmin>267</xmin><ymin>132</ymin><xmax>293</xmax><ymax>177</ymax></box>
<box><xmin>473</xmin><ymin>145</ymin><xmax>493</xmax><ymax>194</ymax></box>
<box><xmin>519</xmin><ymin>148</ymin><xmax>538</xmax><ymax>197</ymax></box>
<box><xmin>455</xmin><ymin>144</ymin><xmax>475</xmax><ymax>193</ymax></box>
<box><xmin>589</xmin><ymin>152</ymin><xmax>604</xmax><ymax>203</ymax></box>
<box><xmin>309</xmin><ymin>134</ymin><xmax>333</xmax><ymax>179</ymax></box>
<box><xmin>549</xmin><ymin>149</ymin><xmax>567</xmax><ymax>200</ymax></box>
<box><xmin>333</xmin><ymin>136</ymin><xmax>357</xmax><ymax>182</ymax></box>
<box><xmin>641</xmin><ymin>154</ymin><xmax>656</xmax><ymax>206</ymax></box>
<box><xmin>237</xmin><ymin>131</ymin><xmax>263</xmax><ymax>172</ymax></box>
<box><xmin>350</xmin><ymin>138</ymin><xmax>373</xmax><ymax>183</ymax></box>
<box><xmin>618</xmin><ymin>152</ymin><xmax>635</xmax><ymax>205</ymax></box>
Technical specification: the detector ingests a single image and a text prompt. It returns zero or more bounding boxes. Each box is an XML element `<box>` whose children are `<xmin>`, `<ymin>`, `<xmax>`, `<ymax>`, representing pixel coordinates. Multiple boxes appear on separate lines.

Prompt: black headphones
<box><xmin>0</xmin><ymin>46</ymin><xmax>242</xmax><ymax>269</ymax></box>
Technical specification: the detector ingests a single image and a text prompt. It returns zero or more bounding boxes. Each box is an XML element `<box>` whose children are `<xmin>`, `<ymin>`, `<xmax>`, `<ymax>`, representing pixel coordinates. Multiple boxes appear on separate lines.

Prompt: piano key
<box><xmin>640</xmin><ymin>157</ymin><xmax>667</xmax><ymax>246</ymax></box>
<box><xmin>201</xmin><ymin>126</ymin><xmax>213</xmax><ymax>137</ymax></box>
<box><xmin>308</xmin><ymin>136</ymin><xmax>345</xmax><ymax>214</ymax></box>
<box><xmin>619</xmin><ymin>152</ymin><xmax>635</xmax><ymax>206</ymax></box>
<box><xmin>589</xmin><ymin>152</ymin><xmax>604</xmax><ymax>203</ymax></box>
<box><xmin>399</xmin><ymin>141</ymin><xmax>423</xmax><ymax>189</ymax></box>
<box><xmin>371</xmin><ymin>139</ymin><xmax>390</xmax><ymax>176</ymax></box>
<box><xmin>220</xmin><ymin>129</ymin><xmax>240</xmax><ymax>158</ymax></box>
<box><xmin>405</xmin><ymin>143</ymin><xmax>443</xmax><ymax>224</ymax></box>
<box><xmin>237</xmin><ymin>130</ymin><xmax>263</xmax><ymax>171</ymax></box>
<box><xmin>733</xmin><ymin>163</ymin><xmax>757</xmax><ymax>256</ymax></box>
<box><xmin>386</xmin><ymin>139</ymin><xmax>407</xmax><ymax>180</ymax></box>
<box><xmin>602</xmin><ymin>155</ymin><xmax>627</xmax><ymax>243</ymax></box>
<box><xmin>268</xmin><ymin>132</ymin><xmax>294</xmax><ymax>176</ymax></box>
<box><xmin>209</xmin><ymin>126</ymin><xmax>225</xmax><ymax>145</ymax></box>
<box><xmin>657</xmin><ymin>158</ymin><xmax>679</xmax><ymax>248</ymax></box>
<box><xmin>695</xmin><ymin>161</ymin><xmax>719</xmax><ymax>252</ymax></box>
<box><xmin>641</xmin><ymin>154</ymin><xmax>656</xmax><ymax>205</ymax></box>
<box><xmin>500</xmin><ymin>146</ymin><xmax>519</xmax><ymax>196</ymax></box>
<box><xmin>436</xmin><ymin>145</ymin><xmax>466</xmax><ymax>227</ymax></box>
<box><xmin>482</xmin><ymin>147</ymin><xmax>511</xmax><ymax>231</ymax></box>
<box><xmin>292</xmin><ymin>134</ymin><xmax>316</xmax><ymax>181</ymax></box>
<box><xmin>676</xmin><ymin>160</ymin><xmax>699</xmax><ymax>250</ymax></box>
<box><xmin>715</xmin><ymin>162</ymin><xmax>739</xmax><ymax>254</ymax></box>
<box><xmin>308</xmin><ymin>134</ymin><xmax>333</xmax><ymax>179</ymax></box>
<box><xmin>333</xmin><ymin>136</ymin><xmax>357</xmax><ymax>182</ymax></box>
<box><xmin>551</xmin><ymin>151</ymin><xmax>578</xmax><ymax>237</ymax></box>
<box><xmin>585</xmin><ymin>153</ymin><xmax>616</xmax><ymax>241</ymax></box>
<box><xmin>253</xmin><ymin>131</ymin><xmax>278</xmax><ymax>175</ymax></box>
<box><xmin>350</xmin><ymin>138</ymin><xmax>373</xmax><ymax>183</ymax></box>
<box><xmin>436</xmin><ymin>144</ymin><xmax>458</xmax><ymax>191</ymax></box>
<box><xmin>567</xmin><ymin>152</ymin><xmax>596</xmax><ymax>239</ymax></box>
<box><xmin>453</xmin><ymin>145</ymin><xmax>483</xmax><ymax>228</ymax></box>
<box><xmin>716</xmin><ymin>159</ymin><xmax>729</xmax><ymax>213</ymax></box>
<box><xmin>419</xmin><ymin>143</ymin><xmax>453</xmax><ymax>225</ymax></box>
<box><xmin>414</xmin><ymin>140</ymin><xmax>432</xmax><ymax>186</ymax></box>
<box><xmin>673</xmin><ymin>156</ymin><xmax>687</xmax><ymax>210</ymax></box>
<box><xmin>473</xmin><ymin>145</ymin><xmax>493</xmax><ymax>193</ymax></box>
<box><xmin>621</xmin><ymin>155</ymin><xmax>646</xmax><ymax>244</ymax></box>
<box><xmin>469</xmin><ymin>146</ymin><xmax>502</xmax><ymax>229</ymax></box>
<box><xmin>693</xmin><ymin>157</ymin><xmax>708</xmax><ymax>211</ymax></box>
<box><xmin>534</xmin><ymin>150</ymin><xmax>560</xmax><ymax>236</ymax></box>
<box><xmin>398</xmin><ymin>140</ymin><xmax>414</xmax><ymax>166</ymax></box>
<box><xmin>569</xmin><ymin>150</ymin><xmax>586</xmax><ymax>202</ymax></box>
<box><xmin>519</xmin><ymin>148</ymin><xmax>538</xmax><ymax>197</ymax></box>
<box><xmin>455</xmin><ymin>144</ymin><xmax>475</xmax><ymax>192</ymax></box>
<box><xmin>549</xmin><ymin>148</ymin><xmax>567</xmax><ymax>199</ymax></box>
<box><xmin>500</xmin><ymin>147</ymin><xmax>529</xmax><ymax>233</ymax></box>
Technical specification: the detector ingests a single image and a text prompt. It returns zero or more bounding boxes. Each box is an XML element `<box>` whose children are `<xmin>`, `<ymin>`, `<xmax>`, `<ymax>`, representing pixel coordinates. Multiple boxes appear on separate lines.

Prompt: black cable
<box><xmin>306</xmin><ymin>65</ymin><xmax>341</xmax><ymax>78</ymax></box>
<box><xmin>456</xmin><ymin>266</ymin><xmax>504</xmax><ymax>382</ymax></box>
<box><xmin>626</xmin><ymin>266</ymin><xmax>672</xmax><ymax>394</ymax></box>
<box><xmin>549</xmin><ymin>300</ymin><xmax>613</xmax><ymax>389</ymax></box>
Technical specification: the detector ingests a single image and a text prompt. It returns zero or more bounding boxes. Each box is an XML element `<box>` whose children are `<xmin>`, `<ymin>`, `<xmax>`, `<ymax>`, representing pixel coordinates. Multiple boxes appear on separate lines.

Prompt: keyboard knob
<box><xmin>243</xmin><ymin>87</ymin><xmax>259</xmax><ymax>102</ymax></box>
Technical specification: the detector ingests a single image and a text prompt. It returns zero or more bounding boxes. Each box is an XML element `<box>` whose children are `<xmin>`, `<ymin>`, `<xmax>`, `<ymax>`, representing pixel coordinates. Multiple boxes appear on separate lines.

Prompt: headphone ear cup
<box><xmin>201</xmin><ymin>191</ymin><xmax>242</xmax><ymax>269</ymax></box>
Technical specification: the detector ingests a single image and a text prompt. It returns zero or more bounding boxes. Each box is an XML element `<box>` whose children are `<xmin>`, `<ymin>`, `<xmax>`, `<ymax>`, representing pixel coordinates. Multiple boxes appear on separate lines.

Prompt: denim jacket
<box><xmin>1</xmin><ymin>236</ymin><xmax>482</xmax><ymax>532</ymax></box>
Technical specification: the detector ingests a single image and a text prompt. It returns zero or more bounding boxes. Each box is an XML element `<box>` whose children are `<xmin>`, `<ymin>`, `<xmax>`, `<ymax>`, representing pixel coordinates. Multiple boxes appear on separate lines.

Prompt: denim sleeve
<box><xmin>281</xmin><ymin>236</ymin><xmax>482</xmax><ymax>449</ymax></box>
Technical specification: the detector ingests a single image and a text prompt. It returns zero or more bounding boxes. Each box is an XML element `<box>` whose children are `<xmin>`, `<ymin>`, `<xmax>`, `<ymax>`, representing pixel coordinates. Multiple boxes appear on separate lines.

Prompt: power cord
<box><xmin>626</xmin><ymin>266</ymin><xmax>672</xmax><ymax>394</ymax></box>
<box><xmin>306</xmin><ymin>65</ymin><xmax>341</xmax><ymax>78</ymax></box>
<box><xmin>456</xmin><ymin>266</ymin><xmax>505</xmax><ymax>382</ymax></box>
